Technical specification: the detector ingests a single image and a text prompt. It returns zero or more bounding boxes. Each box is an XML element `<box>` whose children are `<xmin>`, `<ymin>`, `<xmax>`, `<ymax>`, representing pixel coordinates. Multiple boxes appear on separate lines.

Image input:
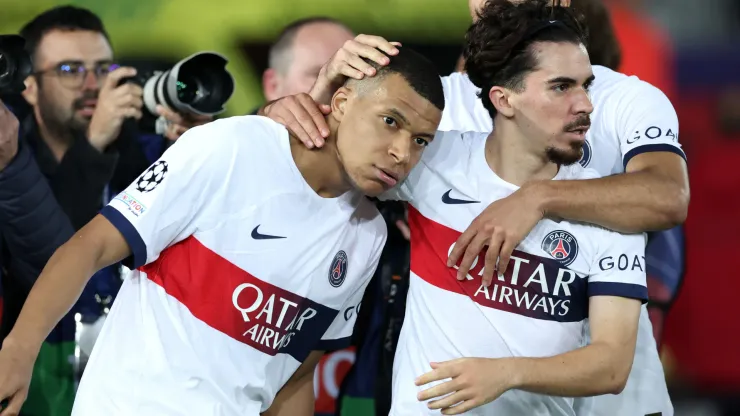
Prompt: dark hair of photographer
<box><xmin>464</xmin><ymin>0</ymin><xmax>588</xmax><ymax>120</ymax></box>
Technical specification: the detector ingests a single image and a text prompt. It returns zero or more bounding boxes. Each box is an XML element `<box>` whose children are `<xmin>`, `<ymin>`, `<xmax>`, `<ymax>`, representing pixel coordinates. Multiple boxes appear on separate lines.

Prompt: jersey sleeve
<box><xmin>100</xmin><ymin>119</ymin><xmax>246</xmax><ymax>270</ymax></box>
<box><xmin>316</xmin><ymin>230</ymin><xmax>386</xmax><ymax>351</ymax></box>
<box><xmin>616</xmin><ymin>80</ymin><xmax>686</xmax><ymax>169</ymax></box>
<box><xmin>438</xmin><ymin>73</ymin><xmax>493</xmax><ymax>133</ymax></box>
<box><xmin>587</xmin><ymin>229</ymin><xmax>648</xmax><ymax>303</ymax></box>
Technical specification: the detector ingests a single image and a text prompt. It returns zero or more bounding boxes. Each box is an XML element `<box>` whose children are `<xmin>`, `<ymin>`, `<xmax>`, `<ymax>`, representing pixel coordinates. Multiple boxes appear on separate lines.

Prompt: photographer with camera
<box><xmin>17</xmin><ymin>6</ymin><xmax>212</xmax><ymax>232</ymax></box>
<box><xmin>0</xmin><ymin>6</ymin><xmax>216</xmax><ymax>415</ymax></box>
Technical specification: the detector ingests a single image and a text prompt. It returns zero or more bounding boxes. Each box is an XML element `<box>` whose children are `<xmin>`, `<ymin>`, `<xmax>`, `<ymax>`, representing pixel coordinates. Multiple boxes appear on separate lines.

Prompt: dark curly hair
<box><xmin>464</xmin><ymin>0</ymin><xmax>589</xmax><ymax>119</ymax></box>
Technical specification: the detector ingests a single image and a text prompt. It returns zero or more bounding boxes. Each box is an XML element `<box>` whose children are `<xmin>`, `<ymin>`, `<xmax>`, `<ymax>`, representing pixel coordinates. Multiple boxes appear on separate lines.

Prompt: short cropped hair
<box><xmin>348</xmin><ymin>47</ymin><xmax>445</xmax><ymax>111</ymax></box>
<box><xmin>20</xmin><ymin>5</ymin><xmax>110</xmax><ymax>63</ymax></box>
<box><xmin>268</xmin><ymin>17</ymin><xmax>352</xmax><ymax>74</ymax></box>
<box><xmin>464</xmin><ymin>0</ymin><xmax>588</xmax><ymax>119</ymax></box>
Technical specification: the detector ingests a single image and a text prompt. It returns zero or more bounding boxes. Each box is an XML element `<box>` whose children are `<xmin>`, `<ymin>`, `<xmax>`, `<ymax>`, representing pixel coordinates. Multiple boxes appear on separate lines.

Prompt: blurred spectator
<box><xmin>262</xmin><ymin>17</ymin><xmax>354</xmax><ymax>102</ymax></box>
<box><xmin>8</xmin><ymin>6</ymin><xmax>208</xmax><ymax>415</ymax></box>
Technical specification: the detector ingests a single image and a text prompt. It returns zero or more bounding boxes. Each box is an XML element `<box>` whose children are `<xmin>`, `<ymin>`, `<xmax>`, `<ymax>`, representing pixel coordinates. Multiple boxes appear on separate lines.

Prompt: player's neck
<box><xmin>485</xmin><ymin>119</ymin><xmax>559</xmax><ymax>187</ymax></box>
<box><xmin>289</xmin><ymin>118</ymin><xmax>352</xmax><ymax>198</ymax></box>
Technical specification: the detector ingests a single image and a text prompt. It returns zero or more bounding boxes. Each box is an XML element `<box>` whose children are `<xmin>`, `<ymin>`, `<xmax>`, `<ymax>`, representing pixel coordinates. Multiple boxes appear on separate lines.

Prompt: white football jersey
<box><xmin>387</xmin><ymin>131</ymin><xmax>648</xmax><ymax>416</ymax></box>
<box><xmin>73</xmin><ymin>116</ymin><xmax>387</xmax><ymax>416</ymax></box>
<box><xmin>437</xmin><ymin>66</ymin><xmax>684</xmax><ymax>415</ymax></box>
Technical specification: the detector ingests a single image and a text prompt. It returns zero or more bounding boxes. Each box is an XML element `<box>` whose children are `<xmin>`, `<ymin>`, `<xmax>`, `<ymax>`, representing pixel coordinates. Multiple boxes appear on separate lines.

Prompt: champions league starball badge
<box><xmin>541</xmin><ymin>230</ymin><xmax>579</xmax><ymax>267</ymax></box>
<box><xmin>329</xmin><ymin>250</ymin><xmax>348</xmax><ymax>288</ymax></box>
<box><xmin>136</xmin><ymin>161</ymin><xmax>168</xmax><ymax>193</ymax></box>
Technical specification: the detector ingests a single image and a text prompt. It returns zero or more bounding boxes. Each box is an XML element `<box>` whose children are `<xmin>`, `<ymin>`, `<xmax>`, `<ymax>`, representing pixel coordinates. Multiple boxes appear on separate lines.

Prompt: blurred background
<box><xmin>0</xmin><ymin>0</ymin><xmax>738</xmax><ymax>415</ymax></box>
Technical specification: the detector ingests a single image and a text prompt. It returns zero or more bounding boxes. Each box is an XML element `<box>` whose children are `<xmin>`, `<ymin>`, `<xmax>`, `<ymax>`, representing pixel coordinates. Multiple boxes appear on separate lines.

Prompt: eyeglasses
<box><xmin>34</xmin><ymin>61</ymin><xmax>119</xmax><ymax>89</ymax></box>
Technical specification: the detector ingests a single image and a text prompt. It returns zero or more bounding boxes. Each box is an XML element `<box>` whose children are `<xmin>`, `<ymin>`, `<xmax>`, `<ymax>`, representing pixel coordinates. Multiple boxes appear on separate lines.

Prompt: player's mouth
<box><xmin>565</xmin><ymin>126</ymin><xmax>589</xmax><ymax>140</ymax></box>
<box><xmin>374</xmin><ymin>166</ymin><xmax>400</xmax><ymax>188</ymax></box>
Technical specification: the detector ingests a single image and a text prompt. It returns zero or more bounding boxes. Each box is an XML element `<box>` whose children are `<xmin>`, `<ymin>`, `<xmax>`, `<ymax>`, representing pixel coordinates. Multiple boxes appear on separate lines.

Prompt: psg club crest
<box><xmin>136</xmin><ymin>161</ymin><xmax>168</xmax><ymax>193</ymax></box>
<box><xmin>578</xmin><ymin>140</ymin><xmax>592</xmax><ymax>168</ymax></box>
<box><xmin>329</xmin><ymin>250</ymin><xmax>348</xmax><ymax>288</ymax></box>
<box><xmin>541</xmin><ymin>230</ymin><xmax>579</xmax><ymax>267</ymax></box>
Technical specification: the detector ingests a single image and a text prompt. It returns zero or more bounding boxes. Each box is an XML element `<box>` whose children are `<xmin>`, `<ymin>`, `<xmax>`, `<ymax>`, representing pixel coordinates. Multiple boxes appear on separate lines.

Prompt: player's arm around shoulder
<box><xmin>262</xmin><ymin>350</ymin><xmax>324</xmax><ymax>416</ymax></box>
<box><xmin>521</xmin><ymin>77</ymin><xmax>689</xmax><ymax>234</ymax></box>
<box><xmin>618</xmin><ymin>79</ymin><xmax>690</xmax><ymax>225</ymax></box>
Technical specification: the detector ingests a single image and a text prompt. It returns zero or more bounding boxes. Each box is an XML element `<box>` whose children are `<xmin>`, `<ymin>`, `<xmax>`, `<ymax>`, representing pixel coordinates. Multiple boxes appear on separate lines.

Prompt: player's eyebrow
<box><xmin>389</xmin><ymin>108</ymin><xmax>409</xmax><ymax>125</ymax></box>
<box><xmin>548</xmin><ymin>74</ymin><xmax>596</xmax><ymax>86</ymax></box>
<box><xmin>547</xmin><ymin>76</ymin><xmax>578</xmax><ymax>85</ymax></box>
<box><xmin>389</xmin><ymin>107</ymin><xmax>435</xmax><ymax>139</ymax></box>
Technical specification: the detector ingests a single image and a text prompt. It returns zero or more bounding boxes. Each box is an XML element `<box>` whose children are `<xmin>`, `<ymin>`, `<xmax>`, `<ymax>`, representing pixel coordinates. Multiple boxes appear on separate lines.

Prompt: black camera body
<box><xmin>0</xmin><ymin>35</ymin><xmax>33</xmax><ymax>95</ymax></box>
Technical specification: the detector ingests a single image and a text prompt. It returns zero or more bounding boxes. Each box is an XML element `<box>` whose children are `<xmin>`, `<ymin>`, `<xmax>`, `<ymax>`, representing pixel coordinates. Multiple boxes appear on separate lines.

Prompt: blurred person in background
<box><xmin>262</xmin><ymin>17</ymin><xmax>354</xmax><ymax>103</ymax></box>
<box><xmin>8</xmin><ymin>6</ymin><xmax>210</xmax><ymax>416</ymax></box>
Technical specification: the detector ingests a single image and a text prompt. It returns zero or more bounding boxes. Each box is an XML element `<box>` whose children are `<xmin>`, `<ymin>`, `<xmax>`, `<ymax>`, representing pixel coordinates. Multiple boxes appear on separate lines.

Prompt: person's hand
<box><xmin>0</xmin><ymin>339</ymin><xmax>38</xmax><ymax>416</ymax></box>
<box><xmin>262</xmin><ymin>93</ymin><xmax>332</xmax><ymax>149</ymax></box>
<box><xmin>309</xmin><ymin>35</ymin><xmax>401</xmax><ymax>107</ymax></box>
<box><xmin>0</xmin><ymin>100</ymin><xmax>20</xmax><ymax>171</ymax></box>
<box><xmin>447</xmin><ymin>184</ymin><xmax>545</xmax><ymax>286</ymax></box>
<box><xmin>396</xmin><ymin>219</ymin><xmax>411</xmax><ymax>241</ymax></box>
<box><xmin>155</xmin><ymin>105</ymin><xmax>213</xmax><ymax>141</ymax></box>
<box><xmin>415</xmin><ymin>358</ymin><xmax>515</xmax><ymax>414</ymax></box>
<box><xmin>87</xmin><ymin>66</ymin><xmax>143</xmax><ymax>151</ymax></box>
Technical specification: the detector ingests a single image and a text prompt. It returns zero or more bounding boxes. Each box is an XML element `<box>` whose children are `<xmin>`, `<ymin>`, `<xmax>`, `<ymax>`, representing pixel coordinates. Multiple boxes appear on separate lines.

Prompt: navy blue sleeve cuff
<box><xmin>100</xmin><ymin>206</ymin><xmax>148</xmax><ymax>270</ymax></box>
<box><xmin>588</xmin><ymin>281</ymin><xmax>649</xmax><ymax>304</ymax></box>
<box><xmin>623</xmin><ymin>143</ymin><xmax>687</xmax><ymax>169</ymax></box>
<box><xmin>316</xmin><ymin>336</ymin><xmax>352</xmax><ymax>352</ymax></box>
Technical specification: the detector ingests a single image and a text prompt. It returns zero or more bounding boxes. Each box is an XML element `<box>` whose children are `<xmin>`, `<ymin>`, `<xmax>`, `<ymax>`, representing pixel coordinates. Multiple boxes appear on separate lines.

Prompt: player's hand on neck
<box><xmin>260</xmin><ymin>93</ymin><xmax>332</xmax><ymax>149</ymax></box>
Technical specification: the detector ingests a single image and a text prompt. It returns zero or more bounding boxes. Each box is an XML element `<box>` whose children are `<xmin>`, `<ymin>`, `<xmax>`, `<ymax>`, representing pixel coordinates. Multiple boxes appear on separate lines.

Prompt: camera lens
<box><xmin>139</xmin><ymin>52</ymin><xmax>234</xmax><ymax>117</ymax></box>
<box><xmin>176</xmin><ymin>75</ymin><xmax>201</xmax><ymax>104</ymax></box>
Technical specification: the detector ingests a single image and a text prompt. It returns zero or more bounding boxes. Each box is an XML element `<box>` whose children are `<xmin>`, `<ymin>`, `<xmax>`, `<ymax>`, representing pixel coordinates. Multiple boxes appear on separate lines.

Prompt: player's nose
<box><xmin>388</xmin><ymin>135</ymin><xmax>412</xmax><ymax>166</ymax></box>
<box><xmin>573</xmin><ymin>89</ymin><xmax>594</xmax><ymax>115</ymax></box>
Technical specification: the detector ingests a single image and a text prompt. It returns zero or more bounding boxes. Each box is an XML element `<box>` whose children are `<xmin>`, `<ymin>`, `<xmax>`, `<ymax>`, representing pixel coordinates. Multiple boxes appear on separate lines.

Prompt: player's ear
<box><xmin>488</xmin><ymin>86</ymin><xmax>515</xmax><ymax>118</ymax></box>
<box><xmin>329</xmin><ymin>87</ymin><xmax>350</xmax><ymax>123</ymax></box>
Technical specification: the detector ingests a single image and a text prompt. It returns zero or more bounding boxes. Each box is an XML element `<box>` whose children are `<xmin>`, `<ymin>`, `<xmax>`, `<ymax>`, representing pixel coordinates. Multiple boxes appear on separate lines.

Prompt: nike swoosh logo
<box><xmin>251</xmin><ymin>225</ymin><xmax>286</xmax><ymax>240</ymax></box>
<box><xmin>441</xmin><ymin>190</ymin><xmax>480</xmax><ymax>205</ymax></box>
